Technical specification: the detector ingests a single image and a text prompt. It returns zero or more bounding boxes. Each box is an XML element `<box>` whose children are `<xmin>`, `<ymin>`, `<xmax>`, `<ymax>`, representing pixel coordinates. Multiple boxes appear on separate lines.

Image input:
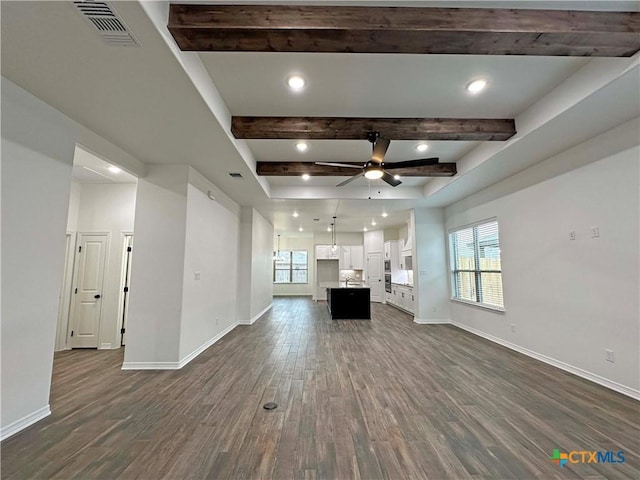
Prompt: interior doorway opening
<box><xmin>54</xmin><ymin>145</ymin><xmax>137</xmax><ymax>352</ymax></box>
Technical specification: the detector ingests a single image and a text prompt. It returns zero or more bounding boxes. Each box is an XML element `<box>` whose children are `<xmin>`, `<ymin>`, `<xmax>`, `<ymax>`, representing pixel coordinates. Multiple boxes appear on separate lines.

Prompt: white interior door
<box><xmin>69</xmin><ymin>234</ymin><xmax>108</xmax><ymax>348</ymax></box>
<box><xmin>367</xmin><ymin>252</ymin><xmax>383</xmax><ymax>303</ymax></box>
<box><xmin>55</xmin><ymin>233</ymin><xmax>76</xmax><ymax>351</ymax></box>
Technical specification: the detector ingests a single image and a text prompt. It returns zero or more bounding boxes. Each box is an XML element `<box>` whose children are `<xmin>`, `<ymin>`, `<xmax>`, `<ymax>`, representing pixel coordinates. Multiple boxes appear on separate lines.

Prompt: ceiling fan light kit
<box><xmin>315</xmin><ymin>132</ymin><xmax>439</xmax><ymax>187</ymax></box>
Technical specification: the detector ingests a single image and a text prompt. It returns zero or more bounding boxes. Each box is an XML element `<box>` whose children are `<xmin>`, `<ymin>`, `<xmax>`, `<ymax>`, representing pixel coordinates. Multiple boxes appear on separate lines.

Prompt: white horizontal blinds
<box><xmin>450</xmin><ymin>227</ymin><xmax>476</xmax><ymax>302</ymax></box>
<box><xmin>450</xmin><ymin>220</ymin><xmax>504</xmax><ymax>308</ymax></box>
<box><xmin>274</xmin><ymin>250</ymin><xmax>308</xmax><ymax>283</ymax></box>
<box><xmin>291</xmin><ymin>250</ymin><xmax>308</xmax><ymax>283</ymax></box>
<box><xmin>475</xmin><ymin>221</ymin><xmax>503</xmax><ymax>307</ymax></box>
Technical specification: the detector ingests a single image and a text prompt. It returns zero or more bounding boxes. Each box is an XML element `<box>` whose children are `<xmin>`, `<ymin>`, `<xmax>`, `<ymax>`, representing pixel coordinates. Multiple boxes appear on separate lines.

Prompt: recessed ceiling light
<box><xmin>371</xmin><ymin>220</ymin><xmax>377</xmax><ymax>226</ymax></box>
<box><xmin>327</xmin><ymin>226</ymin><xmax>331</xmax><ymax>232</ymax></box>
<box><xmin>293</xmin><ymin>212</ymin><xmax>299</xmax><ymax>218</ymax></box>
<box><xmin>415</xmin><ymin>143</ymin><xmax>429</xmax><ymax>153</ymax></box>
<box><xmin>296</xmin><ymin>142</ymin><xmax>308</xmax><ymax>152</ymax></box>
<box><xmin>363</xmin><ymin>227</ymin><xmax>368</xmax><ymax>232</ymax></box>
<box><xmin>393</xmin><ymin>174</ymin><xmax>400</xmax><ymax>180</ymax></box>
<box><xmin>298</xmin><ymin>227</ymin><xmax>304</xmax><ymax>232</ymax></box>
<box><xmin>287</xmin><ymin>74</ymin><xmax>306</xmax><ymax>91</ymax></box>
<box><xmin>108</xmin><ymin>166</ymin><xmax>121</xmax><ymax>174</ymax></box>
<box><xmin>466</xmin><ymin>78</ymin><xmax>487</xmax><ymax>94</ymax></box>
<box><xmin>302</xmin><ymin>173</ymin><xmax>310</xmax><ymax>181</ymax></box>
<box><xmin>382</xmin><ymin>212</ymin><xmax>388</xmax><ymax>218</ymax></box>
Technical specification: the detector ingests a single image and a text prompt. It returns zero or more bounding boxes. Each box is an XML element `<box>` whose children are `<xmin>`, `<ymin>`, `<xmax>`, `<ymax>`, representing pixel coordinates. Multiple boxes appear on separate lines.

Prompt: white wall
<box><xmin>314</xmin><ymin>232</ymin><xmax>363</xmax><ymax>246</ymax></box>
<box><xmin>180</xmin><ymin>171</ymin><xmax>240</xmax><ymax>361</ymax></box>
<box><xmin>73</xmin><ymin>182</ymin><xmax>137</xmax><ymax>349</ymax></box>
<box><xmin>445</xmin><ymin>123</ymin><xmax>639</xmax><ymax>397</ymax></box>
<box><xmin>66</xmin><ymin>181</ymin><xmax>81</xmax><ymax>232</ymax></box>
<box><xmin>250</xmin><ymin>211</ymin><xmax>274</xmax><ymax>317</ymax></box>
<box><xmin>123</xmin><ymin>165</ymin><xmax>189</xmax><ymax>366</ymax></box>
<box><xmin>413</xmin><ymin>208</ymin><xmax>451</xmax><ymax>323</ymax></box>
<box><xmin>1</xmin><ymin>79</ymin><xmax>76</xmax><ymax>439</ymax></box>
<box><xmin>237</xmin><ymin>208</ymin><xmax>274</xmax><ymax>321</ymax></box>
<box><xmin>124</xmin><ymin>165</ymin><xmax>249</xmax><ymax>367</ymax></box>
<box><xmin>273</xmin><ymin>234</ymin><xmax>314</xmax><ymax>296</ymax></box>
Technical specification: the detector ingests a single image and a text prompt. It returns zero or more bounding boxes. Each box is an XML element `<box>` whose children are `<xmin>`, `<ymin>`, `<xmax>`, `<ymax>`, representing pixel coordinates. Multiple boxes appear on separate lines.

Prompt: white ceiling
<box><xmin>1</xmin><ymin>0</ymin><xmax>638</xmax><ymax>234</ymax></box>
<box><xmin>72</xmin><ymin>146</ymin><xmax>138</xmax><ymax>184</ymax></box>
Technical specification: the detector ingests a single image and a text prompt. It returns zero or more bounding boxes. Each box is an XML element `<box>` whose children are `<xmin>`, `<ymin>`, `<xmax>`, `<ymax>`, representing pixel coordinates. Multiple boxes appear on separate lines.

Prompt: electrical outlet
<box><xmin>216</xmin><ymin>318</ymin><xmax>220</xmax><ymax>326</ymax></box>
<box><xmin>194</xmin><ymin>271</ymin><xmax>201</xmax><ymax>280</ymax></box>
<box><xmin>511</xmin><ymin>324</ymin><xmax>516</xmax><ymax>333</ymax></box>
<box><xmin>605</xmin><ymin>349</ymin><xmax>614</xmax><ymax>363</ymax></box>
<box><xmin>591</xmin><ymin>226</ymin><xmax>600</xmax><ymax>238</ymax></box>
<box><xmin>569</xmin><ymin>231</ymin><xmax>576</xmax><ymax>240</ymax></box>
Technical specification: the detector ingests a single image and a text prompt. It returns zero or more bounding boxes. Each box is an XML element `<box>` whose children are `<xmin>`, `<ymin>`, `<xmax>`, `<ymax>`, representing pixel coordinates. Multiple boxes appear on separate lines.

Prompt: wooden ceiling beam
<box><xmin>256</xmin><ymin>162</ymin><xmax>457</xmax><ymax>177</ymax></box>
<box><xmin>232</xmin><ymin>117</ymin><xmax>516</xmax><ymax>141</ymax></box>
<box><xmin>168</xmin><ymin>5</ymin><xmax>640</xmax><ymax>56</ymax></box>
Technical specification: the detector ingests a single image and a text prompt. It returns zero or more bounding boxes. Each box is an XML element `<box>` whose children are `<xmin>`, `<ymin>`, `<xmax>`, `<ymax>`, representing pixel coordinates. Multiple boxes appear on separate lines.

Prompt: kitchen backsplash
<box><xmin>339</xmin><ymin>270</ymin><xmax>363</xmax><ymax>281</ymax></box>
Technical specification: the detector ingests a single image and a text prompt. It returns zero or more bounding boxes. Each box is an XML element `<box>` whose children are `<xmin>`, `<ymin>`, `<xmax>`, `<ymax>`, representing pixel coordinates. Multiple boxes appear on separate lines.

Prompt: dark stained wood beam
<box><xmin>232</xmin><ymin>117</ymin><xmax>516</xmax><ymax>141</ymax></box>
<box><xmin>168</xmin><ymin>5</ymin><xmax>640</xmax><ymax>57</ymax></box>
<box><xmin>256</xmin><ymin>162</ymin><xmax>457</xmax><ymax>177</ymax></box>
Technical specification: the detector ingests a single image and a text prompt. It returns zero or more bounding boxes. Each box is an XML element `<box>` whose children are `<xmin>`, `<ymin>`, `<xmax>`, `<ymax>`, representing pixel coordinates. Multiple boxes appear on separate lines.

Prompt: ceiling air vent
<box><xmin>228</xmin><ymin>172</ymin><xmax>244</xmax><ymax>179</ymax></box>
<box><xmin>73</xmin><ymin>1</ymin><xmax>140</xmax><ymax>47</ymax></box>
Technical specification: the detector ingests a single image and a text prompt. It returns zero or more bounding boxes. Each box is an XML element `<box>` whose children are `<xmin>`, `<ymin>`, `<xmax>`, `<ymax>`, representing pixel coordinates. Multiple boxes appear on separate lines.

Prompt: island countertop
<box><xmin>324</xmin><ymin>282</ymin><xmax>370</xmax><ymax>289</ymax></box>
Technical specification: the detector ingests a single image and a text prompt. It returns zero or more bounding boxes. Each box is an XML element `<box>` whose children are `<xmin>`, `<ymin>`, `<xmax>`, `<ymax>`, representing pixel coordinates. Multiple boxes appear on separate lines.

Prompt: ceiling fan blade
<box><xmin>371</xmin><ymin>137</ymin><xmax>390</xmax><ymax>163</ymax></box>
<box><xmin>385</xmin><ymin>157</ymin><xmax>439</xmax><ymax>169</ymax></box>
<box><xmin>316</xmin><ymin>162</ymin><xmax>363</xmax><ymax>169</ymax></box>
<box><xmin>381</xmin><ymin>170</ymin><xmax>402</xmax><ymax>187</ymax></box>
<box><xmin>336</xmin><ymin>172</ymin><xmax>364</xmax><ymax>187</ymax></box>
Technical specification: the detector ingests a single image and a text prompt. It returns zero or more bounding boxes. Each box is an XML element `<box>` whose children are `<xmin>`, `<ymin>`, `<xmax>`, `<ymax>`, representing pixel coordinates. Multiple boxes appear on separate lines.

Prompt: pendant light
<box><xmin>273</xmin><ymin>234</ymin><xmax>281</xmax><ymax>261</ymax></box>
<box><xmin>331</xmin><ymin>216</ymin><xmax>338</xmax><ymax>252</ymax></box>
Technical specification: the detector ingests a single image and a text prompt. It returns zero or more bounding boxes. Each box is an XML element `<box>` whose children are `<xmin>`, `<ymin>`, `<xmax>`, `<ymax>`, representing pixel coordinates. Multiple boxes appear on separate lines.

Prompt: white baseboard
<box><xmin>451</xmin><ymin>321</ymin><xmax>640</xmax><ymax>401</ymax></box>
<box><xmin>238</xmin><ymin>302</ymin><xmax>272</xmax><ymax>325</ymax></box>
<box><xmin>99</xmin><ymin>343</ymin><xmax>114</xmax><ymax>350</ymax></box>
<box><xmin>121</xmin><ymin>322</ymin><xmax>238</xmax><ymax>370</ymax></box>
<box><xmin>1</xmin><ymin>405</ymin><xmax>51</xmax><ymax>441</ymax></box>
<box><xmin>413</xmin><ymin>317</ymin><xmax>451</xmax><ymax>324</ymax></box>
<box><xmin>386</xmin><ymin>302</ymin><xmax>414</xmax><ymax>316</ymax></box>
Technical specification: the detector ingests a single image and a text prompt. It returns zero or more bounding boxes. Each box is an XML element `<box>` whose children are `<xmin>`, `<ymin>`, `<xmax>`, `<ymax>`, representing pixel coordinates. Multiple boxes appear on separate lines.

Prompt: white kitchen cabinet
<box><xmin>388</xmin><ymin>284</ymin><xmax>414</xmax><ymax>314</ymax></box>
<box><xmin>350</xmin><ymin>245</ymin><xmax>364</xmax><ymax>269</ymax></box>
<box><xmin>383</xmin><ymin>241</ymin><xmax>391</xmax><ymax>259</ymax></box>
<box><xmin>400</xmin><ymin>251</ymin><xmax>413</xmax><ymax>271</ymax></box>
<box><xmin>339</xmin><ymin>245</ymin><xmax>364</xmax><ymax>270</ymax></box>
<box><xmin>316</xmin><ymin>244</ymin><xmax>338</xmax><ymax>260</ymax></box>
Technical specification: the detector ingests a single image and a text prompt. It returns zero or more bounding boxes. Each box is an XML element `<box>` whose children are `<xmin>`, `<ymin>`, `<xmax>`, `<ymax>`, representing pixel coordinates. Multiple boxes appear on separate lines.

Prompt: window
<box><xmin>449</xmin><ymin>219</ymin><xmax>504</xmax><ymax>309</ymax></box>
<box><xmin>274</xmin><ymin>250</ymin><xmax>308</xmax><ymax>283</ymax></box>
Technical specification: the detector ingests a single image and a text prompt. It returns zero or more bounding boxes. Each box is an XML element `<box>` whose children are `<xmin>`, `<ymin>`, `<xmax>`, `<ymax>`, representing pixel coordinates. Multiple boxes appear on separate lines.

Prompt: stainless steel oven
<box><xmin>384</xmin><ymin>260</ymin><xmax>391</xmax><ymax>272</ymax></box>
<box><xmin>384</xmin><ymin>274</ymin><xmax>392</xmax><ymax>293</ymax></box>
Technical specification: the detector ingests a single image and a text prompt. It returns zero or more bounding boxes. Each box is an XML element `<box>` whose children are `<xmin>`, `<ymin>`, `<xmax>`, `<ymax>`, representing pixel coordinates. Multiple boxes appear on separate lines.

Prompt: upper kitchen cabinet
<box><xmin>339</xmin><ymin>245</ymin><xmax>364</xmax><ymax>270</ymax></box>
<box><xmin>316</xmin><ymin>244</ymin><xmax>339</xmax><ymax>260</ymax></box>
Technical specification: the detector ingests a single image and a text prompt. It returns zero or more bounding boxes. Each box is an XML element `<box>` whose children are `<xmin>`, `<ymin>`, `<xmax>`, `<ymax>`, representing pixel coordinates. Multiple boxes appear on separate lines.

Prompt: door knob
<box><xmin>94</xmin><ymin>294</ymin><xmax>101</xmax><ymax>299</ymax></box>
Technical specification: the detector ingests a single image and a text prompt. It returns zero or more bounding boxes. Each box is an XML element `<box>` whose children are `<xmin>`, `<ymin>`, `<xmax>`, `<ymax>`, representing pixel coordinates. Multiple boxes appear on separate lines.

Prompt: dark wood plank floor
<box><xmin>2</xmin><ymin>297</ymin><xmax>638</xmax><ymax>479</ymax></box>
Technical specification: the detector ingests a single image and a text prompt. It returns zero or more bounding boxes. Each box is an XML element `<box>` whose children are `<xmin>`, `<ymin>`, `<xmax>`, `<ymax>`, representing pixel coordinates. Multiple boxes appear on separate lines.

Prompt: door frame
<box><xmin>117</xmin><ymin>232</ymin><xmax>133</xmax><ymax>347</ymax></box>
<box><xmin>55</xmin><ymin>232</ymin><xmax>77</xmax><ymax>351</ymax></box>
<box><xmin>68</xmin><ymin>231</ymin><xmax>110</xmax><ymax>347</ymax></box>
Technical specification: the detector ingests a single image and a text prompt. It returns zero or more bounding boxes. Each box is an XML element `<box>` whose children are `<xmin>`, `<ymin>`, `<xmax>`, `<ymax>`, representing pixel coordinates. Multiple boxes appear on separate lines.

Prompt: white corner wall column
<box><xmin>1</xmin><ymin>79</ymin><xmax>76</xmax><ymax>440</ymax></box>
<box><xmin>123</xmin><ymin>166</ymin><xmax>244</xmax><ymax>370</ymax></box>
<box><xmin>237</xmin><ymin>208</ymin><xmax>274</xmax><ymax>324</ymax></box>
<box><xmin>122</xmin><ymin>165</ymin><xmax>188</xmax><ymax>369</ymax></box>
<box><xmin>412</xmin><ymin>208</ymin><xmax>451</xmax><ymax>324</ymax></box>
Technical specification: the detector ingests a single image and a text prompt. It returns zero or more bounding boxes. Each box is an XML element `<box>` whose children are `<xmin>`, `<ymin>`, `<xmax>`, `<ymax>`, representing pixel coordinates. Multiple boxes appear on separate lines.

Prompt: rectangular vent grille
<box><xmin>73</xmin><ymin>1</ymin><xmax>140</xmax><ymax>47</ymax></box>
<box><xmin>228</xmin><ymin>172</ymin><xmax>244</xmax><ymax>178</ymax></box>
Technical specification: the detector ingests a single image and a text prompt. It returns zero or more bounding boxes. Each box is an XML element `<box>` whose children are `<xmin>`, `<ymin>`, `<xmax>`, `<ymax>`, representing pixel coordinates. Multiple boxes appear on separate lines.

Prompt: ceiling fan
<box><xmin>315</xmin><ymin>132</ymin><xmax>439</xmax><ymax>187</ymax></box>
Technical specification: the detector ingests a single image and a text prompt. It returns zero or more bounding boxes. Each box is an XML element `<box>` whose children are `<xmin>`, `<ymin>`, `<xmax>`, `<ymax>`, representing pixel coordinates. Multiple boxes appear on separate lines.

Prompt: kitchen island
<box><xmin>326</xmin><ymin>283</ymin><xmax>371</xmax><ymax>320</ymax></box>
